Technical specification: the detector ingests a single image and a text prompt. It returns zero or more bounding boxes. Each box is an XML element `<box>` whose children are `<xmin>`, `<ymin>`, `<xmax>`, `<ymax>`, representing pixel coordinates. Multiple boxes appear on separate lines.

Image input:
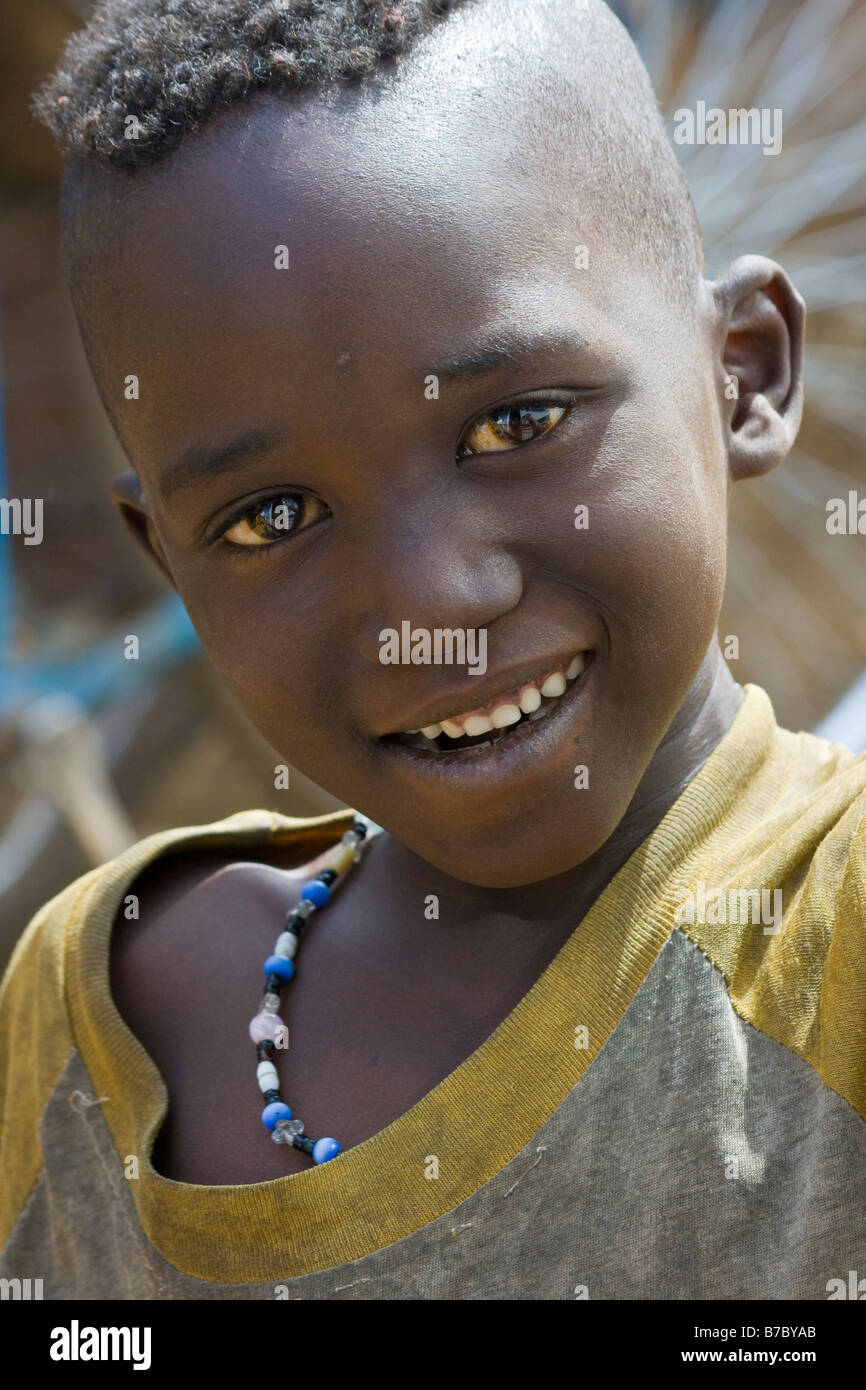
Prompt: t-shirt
<box><xmin>1</xmin><ymin>683</ymin><xmax>865</xmax><ymax>1300</ymax></box>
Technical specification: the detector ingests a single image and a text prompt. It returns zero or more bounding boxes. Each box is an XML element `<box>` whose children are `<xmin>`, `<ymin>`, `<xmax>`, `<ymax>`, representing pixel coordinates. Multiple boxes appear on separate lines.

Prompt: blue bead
<box><xmin>301</xmin><ymin>879</ymin><xmax>331</xmax><ymax>908</ymax></box>
<box><xmin>261</xmin><ymin>1101</ymin><xmax>292</xmax><ymax>1130</ymax></box>
<box><xmin>312</xmin><ymin>1137</ymin><xmax>341</xmax><ymax>1164</ymax></box>
<box><xmin>264</xmin><ymin>955</ymin><xmax>295</xmax><ymax>981</ymax></box>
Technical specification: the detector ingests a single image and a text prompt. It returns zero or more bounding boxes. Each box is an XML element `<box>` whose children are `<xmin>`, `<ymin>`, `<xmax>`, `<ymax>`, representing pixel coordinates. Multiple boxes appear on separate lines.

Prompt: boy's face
<box><xmin>90</xmin><ymin>82</ymin><xmax>751</xmax><ymax>886</ymax></box>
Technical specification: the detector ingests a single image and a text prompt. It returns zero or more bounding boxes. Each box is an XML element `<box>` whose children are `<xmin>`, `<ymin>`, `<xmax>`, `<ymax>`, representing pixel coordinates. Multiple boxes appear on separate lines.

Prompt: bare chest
<box><xmin>111</xmin><ymin>858</ymin><xmax>537</xmax><ymax>1185</ymax></box>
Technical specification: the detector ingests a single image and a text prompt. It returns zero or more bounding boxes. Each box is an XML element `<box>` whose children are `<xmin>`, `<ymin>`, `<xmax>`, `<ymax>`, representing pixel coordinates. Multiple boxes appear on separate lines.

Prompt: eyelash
<box><xmin>207</xmin><ymin>492</ymin><xmax>329</xmax><ymax>553</ymax></box>
<box><xmin>210</xmin><ymin>392</ymin><xmax>578</xmax><ymax>554</ymax></box>
<box><xmin>457</xmin><ymin>390</ymin><xmax>578</xmax><ymax>459</ymax></box>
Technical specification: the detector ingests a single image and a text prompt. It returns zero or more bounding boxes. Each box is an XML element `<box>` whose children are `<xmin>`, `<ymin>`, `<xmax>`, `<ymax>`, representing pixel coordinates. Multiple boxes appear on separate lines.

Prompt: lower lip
<box><xmin>376</xmin><ymin>653</ymin><xmax>596</xmax><ymax>787</ymax></box>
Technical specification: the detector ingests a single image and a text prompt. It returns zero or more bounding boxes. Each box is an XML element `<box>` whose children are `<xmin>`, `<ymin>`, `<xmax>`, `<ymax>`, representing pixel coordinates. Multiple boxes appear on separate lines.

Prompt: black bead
<box><xmin>257</xmin><ymin>1040</ymin><xmax>276</xmax><ymax>1061</ymax></box>
<box><xmin>352</xmin><ymin>819</ymin><xmax>368</xmax><ymax>839</ymax></box>
<box><xmin>266</xmin><ymin>973</ymin><xmax>284</xmax><ymax>994</ymax></box>
<box><xmin>318</xmin><ymin>869</ymin><xmax>337</xmax><ymax>886</ymax></box>
<box><xmin>292</xmin><ymin>1134</ymin><xmax>315</xmax><ymax>1154</ymax></box>
<box><xmin>262</xmin><ymin>1088</ymin><xmax>281</xmax><ymax>1105</ymax></box>
<box><xmin>286</xmin><ymin>911</ymin><xmax>306</xmax><ymax>933</ymax></box>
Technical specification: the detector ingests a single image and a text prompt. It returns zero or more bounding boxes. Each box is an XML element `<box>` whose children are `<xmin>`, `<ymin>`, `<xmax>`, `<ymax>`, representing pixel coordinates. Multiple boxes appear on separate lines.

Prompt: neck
<box><xmin>371</xmin><ymin>642</ymin><xmax>743</xmax><ymax>930</ymax></box>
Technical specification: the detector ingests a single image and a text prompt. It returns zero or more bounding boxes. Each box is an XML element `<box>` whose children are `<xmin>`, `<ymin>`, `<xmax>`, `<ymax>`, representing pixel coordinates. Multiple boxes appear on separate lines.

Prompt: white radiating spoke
<box><xmin>666</xmin><ymin>0</ymin><xmax>773</xmax><ymax>113</ymax></box>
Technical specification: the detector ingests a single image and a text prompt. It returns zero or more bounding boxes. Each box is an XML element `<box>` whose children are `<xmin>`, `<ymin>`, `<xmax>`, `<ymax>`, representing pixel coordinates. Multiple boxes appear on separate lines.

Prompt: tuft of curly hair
<box><xmin>33</xmin><ymin>0</ymin><xmax>471</xmax><ymax>170</ymax></box>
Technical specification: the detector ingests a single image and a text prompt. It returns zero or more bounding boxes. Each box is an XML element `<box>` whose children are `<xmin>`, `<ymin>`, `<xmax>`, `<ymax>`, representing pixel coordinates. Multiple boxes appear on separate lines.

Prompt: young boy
<box><xmin>1</xmin><ymin>0</ymin><xmax>864</xmax><ymax>1300</ymax></box>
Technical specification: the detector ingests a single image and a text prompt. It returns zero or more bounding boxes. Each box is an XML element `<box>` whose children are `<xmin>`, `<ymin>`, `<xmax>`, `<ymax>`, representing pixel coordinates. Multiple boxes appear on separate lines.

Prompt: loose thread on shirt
<box><xmin>501</xmin><ymin>1145</ymin><xmax>546</xmax><ymax>1199</ymax></box>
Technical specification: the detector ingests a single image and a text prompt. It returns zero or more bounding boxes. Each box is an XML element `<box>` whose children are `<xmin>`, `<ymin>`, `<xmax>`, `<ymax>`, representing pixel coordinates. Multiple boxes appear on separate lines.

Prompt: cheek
<box><xmin>550</xmin><ymin>398</ymin><xmax>727</xmax><ymax>665</ymax></box>
<box><xmin>171</xmin><ymin>562</ymin><xmax>331</xmax><ymax>741</ymax></box>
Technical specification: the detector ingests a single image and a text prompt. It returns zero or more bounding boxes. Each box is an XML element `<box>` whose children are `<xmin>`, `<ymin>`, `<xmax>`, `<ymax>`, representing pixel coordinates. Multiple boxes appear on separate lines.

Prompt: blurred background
<box><xmin>1</xmin><ymin>0</ymin><xmax>864</xmax><ymax>968</ymax></box>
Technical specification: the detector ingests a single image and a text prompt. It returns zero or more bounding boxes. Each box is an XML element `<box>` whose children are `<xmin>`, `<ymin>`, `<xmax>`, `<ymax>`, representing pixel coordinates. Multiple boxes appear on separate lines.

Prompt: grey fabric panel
<box><xmin>3</xmin><ymin>930</ymin><xmax>865</xmax><ymax>1300</ymax></box>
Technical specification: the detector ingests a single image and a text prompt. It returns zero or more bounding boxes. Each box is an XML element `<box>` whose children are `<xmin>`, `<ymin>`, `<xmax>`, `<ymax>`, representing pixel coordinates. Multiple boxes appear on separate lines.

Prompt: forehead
<box><xmin>96</xmin><ymin>80</ymin><xmax>636</xmax><ymax>311</ymax></box>
<box><xmin>83</xmin><ymin>0</ymin><xmax>667</xmax><ymax>333</ymax></box>
<box><xmin>78</xmin><ymin>24</ymin><xmax>686</xmax><ymax>473</ymax></box>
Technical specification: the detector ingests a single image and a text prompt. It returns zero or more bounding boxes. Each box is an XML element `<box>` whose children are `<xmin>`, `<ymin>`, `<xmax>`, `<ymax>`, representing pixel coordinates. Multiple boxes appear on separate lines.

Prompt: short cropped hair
<box><xmin>33</xmin><ymin>0</ymin><xmax>470</xmax><ymax>170</ymax></box>
<box><xmin>34</xmin><ymin>0</ymin><xmax>705</xmax><ymax>371</ymax></box>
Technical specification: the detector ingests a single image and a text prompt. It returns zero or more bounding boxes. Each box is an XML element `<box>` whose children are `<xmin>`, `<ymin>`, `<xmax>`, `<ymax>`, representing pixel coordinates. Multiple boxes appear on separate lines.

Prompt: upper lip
<box><xmin>373</xmin><ymin>650</ymin><xmax>590</xmax><ymax>737</ymax></box>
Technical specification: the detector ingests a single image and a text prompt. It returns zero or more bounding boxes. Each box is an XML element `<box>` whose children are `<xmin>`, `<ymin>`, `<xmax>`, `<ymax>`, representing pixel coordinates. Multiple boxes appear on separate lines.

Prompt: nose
<box><xmin>350</xmin><ymin>487</ymin><xmax>524</xmax><ymax>666</ymax></box>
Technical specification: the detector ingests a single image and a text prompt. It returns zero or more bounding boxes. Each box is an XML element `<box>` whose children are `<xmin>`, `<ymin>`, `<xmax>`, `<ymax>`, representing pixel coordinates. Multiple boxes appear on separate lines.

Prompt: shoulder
<box><xmin>759</xmin><ymin>713</ymin><xmax>866</xmax><ymax>890</ymax></box>
<box><xmin>0</xmin><ymin>807</ymin><xmax>351</xmax><ymax>1236</ymax></box>
<box><xmin>677</xmin><ymin>707</ymin><xmax>866</xmax><ymax>1113</ymax></box>
<box><xmin>0</xmin><ymin>861</ymin><xmax>106</xmax><ymax>1082</ymax></box>
<box><xmin>790</xmin><ymin>733</ymin><xmax>866</xmax><ymax>901</ymax></box>
<box><xmin>106</xmin><ymin>825</ymin><xmax>350</xmax><ymax>1185</ymax></box>
<box><xmin>107</xmin><ymin>812</ymin><xmax>350</xmax><ymax>1107</ymax></box>
<box><xmin>745</xmin><ymin>720</ymin><xmax>866</xmax><ymax>965</ymax></box>
<box><xmin>749</xmin><ymin>735</ymin><xmax>866</xmax><ymax>1112</ymax></box>
<box><xmin>0</xmin><ymin>867</ymin><xmax>101</xmax><ymax>1247</ymax></box>
<box><xmin>87</xmin><ymin>804</ymin><xmax>350</xmax><ymax>1012</ymax></box>
<box><xmin>108</xmin><ymin>815</ymin><xmax>342</xmax><ymax>988</ymax></box>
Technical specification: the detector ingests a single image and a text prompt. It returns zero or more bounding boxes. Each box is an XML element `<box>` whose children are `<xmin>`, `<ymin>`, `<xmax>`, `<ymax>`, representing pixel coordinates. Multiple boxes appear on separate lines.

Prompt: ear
<box><xmin>110</xmin><ymin>472</ymin><xmax>175</xmax><ymax>587</ymax></box>
<box><xmin>710</xmin><ymin>254</ymin><xmax>805</xmax><ymax>481</ymax></box>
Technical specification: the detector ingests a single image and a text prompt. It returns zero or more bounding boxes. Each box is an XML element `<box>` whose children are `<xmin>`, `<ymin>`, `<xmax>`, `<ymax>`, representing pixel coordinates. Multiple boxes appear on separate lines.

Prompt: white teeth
<box><xmin>463</xmin><ymin>714</ymin><xmax>493</xmax><ymax>736</ymax></box>
<box><xmin>403</xmin><ymin>652</ymin><xmax>588</xmax><ymax>738</ymax></box>
<box><xmin>440</xmin><ymin>718</ymin><xmax>464</xmax><ymax>738</ymax></box>
<box><xmin>540</xmin><ymin>672</ymin><xmax>567</xmax><ymax>698</ymax></box>
<box><xmin>491</xmin><ymin>703</ymin><xmax>522</xmax><ymax>728</ymax></box>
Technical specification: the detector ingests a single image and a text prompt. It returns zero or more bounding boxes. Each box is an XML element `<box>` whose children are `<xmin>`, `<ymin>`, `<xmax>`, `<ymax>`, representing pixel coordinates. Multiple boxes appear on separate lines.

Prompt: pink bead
<box><xmin>249</xmin><ymin>1011</ymin><xmax>283</xmax><ymax>1044</ymax></box>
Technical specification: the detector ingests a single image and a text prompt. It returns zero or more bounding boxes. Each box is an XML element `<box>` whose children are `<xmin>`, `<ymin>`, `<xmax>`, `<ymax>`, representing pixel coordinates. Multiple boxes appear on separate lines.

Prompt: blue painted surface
<box><xmin>0</xmin><ymin>591</ymin><xmax>199</xmax><ymax>719</ymax></box>
<box><xmin>0</xmin><ymin>340</ymin><xmax>198</xmax><ymax>718</ymax></box>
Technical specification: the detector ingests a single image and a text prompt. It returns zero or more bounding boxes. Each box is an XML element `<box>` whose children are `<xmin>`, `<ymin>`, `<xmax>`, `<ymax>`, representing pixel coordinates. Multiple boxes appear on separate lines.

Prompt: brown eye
<box><xmin>457</xmin><ymin>400</ymin><xmax>569</xmax><ymax>457</ymax></box>
<box><xmin>221</xmin><ymin>493</ymin><xmax>329</xmax><ymax>548</ymax></box>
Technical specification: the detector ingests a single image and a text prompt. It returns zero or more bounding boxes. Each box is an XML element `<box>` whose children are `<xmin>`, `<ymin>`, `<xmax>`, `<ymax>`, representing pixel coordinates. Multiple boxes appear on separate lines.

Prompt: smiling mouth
<box><xmin>382</xmin><ymin>650</ymin><xmax>592</xmax><ymax>757</ymax></box>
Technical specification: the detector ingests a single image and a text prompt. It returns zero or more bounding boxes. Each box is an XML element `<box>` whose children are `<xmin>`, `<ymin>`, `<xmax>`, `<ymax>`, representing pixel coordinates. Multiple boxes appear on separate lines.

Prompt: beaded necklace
<box><xmin>248</xmin><ymin>814</ymin><xmax>383</xmax><ymax>1165</ymax></box>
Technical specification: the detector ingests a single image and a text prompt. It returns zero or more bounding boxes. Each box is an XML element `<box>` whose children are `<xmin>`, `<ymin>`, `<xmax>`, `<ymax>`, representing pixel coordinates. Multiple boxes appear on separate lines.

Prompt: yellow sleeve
<box><xmin>0</xmin><ymin>871</ymin><xmax>101</xmax><ymax>1247</ymax></box>
<box><xmin>815</xmin><ymin>790</ymin><xmax>866</xmax><ymax>1113</ymax></box>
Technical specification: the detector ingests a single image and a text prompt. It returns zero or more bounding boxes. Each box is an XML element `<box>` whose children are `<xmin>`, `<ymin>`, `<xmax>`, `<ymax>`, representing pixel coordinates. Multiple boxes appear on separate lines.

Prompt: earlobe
<box><xmin>711</xmin><ymin>254</ymin><xmax>805</xmax><ymax>481</ymax></box>
<box><xmin>110</xmin><ymin>471</ymin><xmax>175</xmax><ymax>586</ymax></box>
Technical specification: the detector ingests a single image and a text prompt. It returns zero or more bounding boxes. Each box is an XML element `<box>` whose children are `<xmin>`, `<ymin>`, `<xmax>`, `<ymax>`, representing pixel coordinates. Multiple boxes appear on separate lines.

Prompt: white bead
<box><xmin>257</xmin><ymin>1062</ymin><xmax>279</xmax><ymax>1091</ymax></box>
<box><xmin>274</xmin><ymin>931</ymin><xmax>298</xmax><ymax>959</ymax></box>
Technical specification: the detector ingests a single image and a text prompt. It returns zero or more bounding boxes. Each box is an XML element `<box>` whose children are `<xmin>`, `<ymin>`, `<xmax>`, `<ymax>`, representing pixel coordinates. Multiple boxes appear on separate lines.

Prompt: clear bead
<box><xmin>271</xmin><ymin>1117</ymin><xmax>305</xmax><ymax>1145</ymax></box>
<box><xmin>294</xmin><ymin>899</ymin><xmax>315</xmax><ymax>920</ymax></box>
<box><xmin>260</xmin><ymin>992</ymin><xmax>281</xmax><ymax>1013</ymax></box>
<box><xmin>341</xmin><ymin>830</ymin><xmax>361</xmax><ymax>849</ymax></box>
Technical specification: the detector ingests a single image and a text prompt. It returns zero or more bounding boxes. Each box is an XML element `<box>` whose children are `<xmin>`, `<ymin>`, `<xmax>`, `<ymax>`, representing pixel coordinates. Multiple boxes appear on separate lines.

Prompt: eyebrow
<box><xmin>158</xmin><ymin>328</ymin><xmax>588</xmax><ymax>500</ymax></box>
<box><xmin>159</xmin><ymin>427</ymin><xmax>287</xmax><ymax>502</ymax></box>
<box><xmin>429</xmin><ymin>328</ymin><xmax>587</xmax><ymax>384</ymax></box>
